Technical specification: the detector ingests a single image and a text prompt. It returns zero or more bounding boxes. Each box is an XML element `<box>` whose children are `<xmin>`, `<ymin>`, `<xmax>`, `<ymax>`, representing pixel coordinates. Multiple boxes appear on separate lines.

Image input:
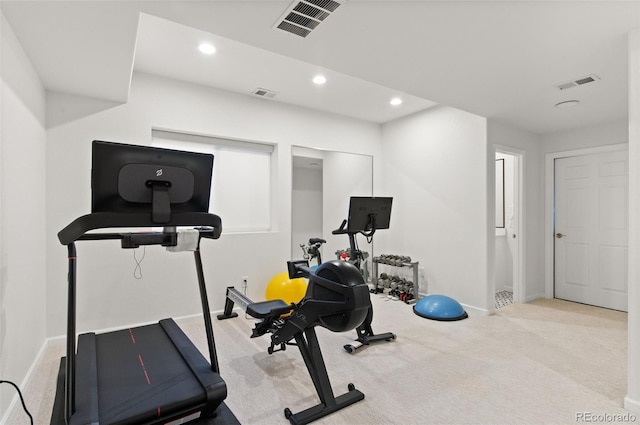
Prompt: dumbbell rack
<box><xmin>372</xmin><ymin>257</ymin><xmax>420</xmax><ymax>304</ymax></box>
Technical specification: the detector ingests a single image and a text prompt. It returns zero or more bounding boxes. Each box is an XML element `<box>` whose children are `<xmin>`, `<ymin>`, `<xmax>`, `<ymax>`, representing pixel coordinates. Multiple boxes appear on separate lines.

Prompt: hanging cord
<box><xmin>133</xmin><ymin>246</ymin><xmax>146</xmax><ymax>279</ymax></box>
<box><xmin>0</xmin><ymin>380</ymin><xmax>33</xmax><ymax>425</ymax></box>
<box><xmin>243</xmin><ymin>279</ymin><xmax>252</xmax><ymax>320</ymax></box>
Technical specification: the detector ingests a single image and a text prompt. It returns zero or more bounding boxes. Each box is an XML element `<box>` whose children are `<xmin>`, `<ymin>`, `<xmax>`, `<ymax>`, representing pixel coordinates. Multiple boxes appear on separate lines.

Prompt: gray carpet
<box><xmin>6</xmin><ymin>296</ymin><xmax>629</xmax><ymax>425</ymax></box>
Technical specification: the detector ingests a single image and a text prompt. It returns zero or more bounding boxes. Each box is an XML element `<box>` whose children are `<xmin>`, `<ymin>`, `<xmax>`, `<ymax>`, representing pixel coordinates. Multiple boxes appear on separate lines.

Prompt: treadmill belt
<box><xmin>51</xmin><ymin>357</ymin><xmax>238</xmax><ymax>425</ymax></box>
<box><xmin>95</xmin><ymin>323</ymin><xmax>204</xmax><ymax>423</ymax></box>
<box><xmin>73</xmin><ymin>319</ymin><xmax>226</xmax><ymax>425</ymax></box>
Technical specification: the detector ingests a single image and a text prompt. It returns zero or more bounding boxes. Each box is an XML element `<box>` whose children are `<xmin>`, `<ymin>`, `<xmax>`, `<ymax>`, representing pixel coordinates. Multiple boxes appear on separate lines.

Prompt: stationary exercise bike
<box><xmin>333</xmin><ymin>196</ymin><xmax>396</xmax><ymax>353</ymax></box>
<box><xmin>217</xmin><ymin>259</ymin><xmax>370</xmax><ymax>424</ymax></box>
<box><xmin>299</xmin><ymin>237</ymin><xmax>326</xmax><ymax>266</ymax></box>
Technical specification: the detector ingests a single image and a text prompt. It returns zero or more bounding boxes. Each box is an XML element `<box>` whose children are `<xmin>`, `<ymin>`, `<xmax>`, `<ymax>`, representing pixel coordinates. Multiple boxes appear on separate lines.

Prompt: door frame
<box><xmin>494</xmin><ymin>145</ymin><xmax>525</xmax><ymax>304</ymax></box>
<box><xmin>544</xmin><ymin>143</ymin><xmax>629</xmax><ymax>299</ymax></box>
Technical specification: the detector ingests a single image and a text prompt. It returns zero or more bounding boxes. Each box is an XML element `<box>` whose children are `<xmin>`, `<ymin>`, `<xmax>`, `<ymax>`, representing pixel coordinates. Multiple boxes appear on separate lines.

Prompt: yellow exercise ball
<box><xmin>265</xmin><ymin>272</ymin><xmax>308</xmax><ymax>305</ymax></box>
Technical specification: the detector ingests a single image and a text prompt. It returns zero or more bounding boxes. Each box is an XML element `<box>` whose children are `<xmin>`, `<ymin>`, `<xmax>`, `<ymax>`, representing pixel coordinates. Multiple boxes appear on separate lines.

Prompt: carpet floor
<box><xmin>5</xmin><ymin>295</ymin><xmax>629</xmax><ymax>425</ymax></box>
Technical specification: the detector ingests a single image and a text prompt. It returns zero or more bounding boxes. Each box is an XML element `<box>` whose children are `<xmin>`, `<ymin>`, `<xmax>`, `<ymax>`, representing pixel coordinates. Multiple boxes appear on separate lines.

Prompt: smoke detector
<box><xmin>555</xmin><ymin>100</ymin><xmax>580</xmax><ymax>109</ymax></box>
<box><xmin>274</xmin><ymin>0</ymin><xmax>343</xmax><ymax>38</ymax></box>
<box><xmin>555</xmin><ymin>74</ymin><xmax>600</xmax><ymax>90</ymax></box>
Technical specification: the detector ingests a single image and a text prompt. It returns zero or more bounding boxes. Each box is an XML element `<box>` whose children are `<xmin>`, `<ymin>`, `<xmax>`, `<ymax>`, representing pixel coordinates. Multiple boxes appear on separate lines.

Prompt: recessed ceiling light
<box><xmin>198</xmin><ymin>43</ymin><xmax>216</xmax><ymax>55</ymax></box>
<box><xmin>555</xmin><ymin>100</ymin><xmax>580</xmax><ymax>108</ymax></box>
<box><xmin>390</xmin><ymin>97</ymin><xmax>403</xmax><ymax>106</ymax></box>
<box><xmin>313</xmin><ymin>75</ymin><xmax>327</xmax><ymax>85</ymax></box>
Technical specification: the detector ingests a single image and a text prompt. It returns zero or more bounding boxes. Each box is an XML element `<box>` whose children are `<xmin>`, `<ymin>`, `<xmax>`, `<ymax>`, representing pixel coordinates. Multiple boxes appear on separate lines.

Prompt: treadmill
<box><xmin>51</xmin><ymin>141</ymin><xmax>237</xmax><ymax>425</ymax></box>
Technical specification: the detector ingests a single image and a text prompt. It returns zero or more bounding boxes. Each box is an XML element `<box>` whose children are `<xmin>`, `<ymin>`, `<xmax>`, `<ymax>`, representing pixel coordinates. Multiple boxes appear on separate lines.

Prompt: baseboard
<box><xmin>524</xmin><ymin>292</ymin><xmax>546</xmax><ymax>303</ymax></box>
<box><xmin>0</xmin><ymin>339</ymin><xmax>48</xmax><ymax>425</ymax></box>
<box><xmin>625</xmin><ymin>395</ymin><xmax>640</xmax><ymax>415</ymax></box>
<box><xmin>48</xmin><ymin>308</ymin><xmax>229</xmax><ymax>343</ymax></box>
<box><xmin>460</xmin><ymin>303</ymin><xmax>491</xmax><ymax>317</ymax></box>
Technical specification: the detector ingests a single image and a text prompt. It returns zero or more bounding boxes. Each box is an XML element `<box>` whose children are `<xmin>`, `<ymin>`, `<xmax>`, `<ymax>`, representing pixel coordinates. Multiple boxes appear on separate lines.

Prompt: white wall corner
<box><xmin>625</xmin><ymin>396</ymin><xmax>640</xmax><ymax>416</ymax></box>
<box><xmin>524</xmin><ymin>291</ymin><xmax>546</xmax><ymax>303</ymax></box>
<box><xmin>0</xmin><ymin>339</ymin><xmax>49</xmax><ymax>425</ymax></box>
<box><xmin>627</xmin><ymin>27</ymin><xmax>640</xmax><ymax>410</ymax></box>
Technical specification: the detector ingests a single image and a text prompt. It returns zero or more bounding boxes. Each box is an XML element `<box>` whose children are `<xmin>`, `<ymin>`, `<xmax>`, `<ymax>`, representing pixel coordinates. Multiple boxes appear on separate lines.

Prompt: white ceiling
<box><xmin>133</xmin><ymin>13</ymin><xmax>436</xmax><ymax>123</ymax></box>
<box><xmin>2</xmin><ymin>1</ymin><xmax>639</xmax><ymax>135</ymax></box>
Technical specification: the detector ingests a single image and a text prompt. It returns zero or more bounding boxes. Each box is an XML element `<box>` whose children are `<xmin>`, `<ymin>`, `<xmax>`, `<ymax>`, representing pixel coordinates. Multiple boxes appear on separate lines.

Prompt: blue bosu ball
<box><xmin>413</xmin><ymin>294</ymin><xmax>468</xmax><ymax>321</ymax></box>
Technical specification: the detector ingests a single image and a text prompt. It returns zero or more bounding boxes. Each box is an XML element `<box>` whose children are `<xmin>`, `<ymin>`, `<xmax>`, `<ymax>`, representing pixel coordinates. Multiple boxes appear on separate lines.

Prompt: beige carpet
<box><xmin>6</xmin><ymin>296</ymin><xmax>629</xmax><ymax>425</ymax></box>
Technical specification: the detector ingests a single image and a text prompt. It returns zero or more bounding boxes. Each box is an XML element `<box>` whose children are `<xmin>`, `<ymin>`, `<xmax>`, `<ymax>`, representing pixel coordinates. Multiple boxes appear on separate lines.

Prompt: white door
<box><xmin>554</xmin><ymin>150</ymin><xmax>628</xmax><ymax>311</ymax></box>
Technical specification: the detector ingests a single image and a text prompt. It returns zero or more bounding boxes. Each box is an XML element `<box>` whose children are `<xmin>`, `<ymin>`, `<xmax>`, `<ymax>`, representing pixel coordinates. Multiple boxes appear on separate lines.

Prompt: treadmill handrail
<box><xmin>58</xmin><ymin>212</ymin><xmax>222</xmax><ymax>245</ymax></box>
<box><xmin>61</xmin><ymin>213</ymin><xmax>224</xmax><ymax>424</ymax></box>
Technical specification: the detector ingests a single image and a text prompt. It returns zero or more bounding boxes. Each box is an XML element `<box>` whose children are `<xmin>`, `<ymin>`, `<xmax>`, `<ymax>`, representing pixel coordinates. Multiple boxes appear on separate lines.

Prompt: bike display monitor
<box><xmin>347</xmin><ymin>196</ymin><xmax>393</xmax><ymax>233</ymax></box>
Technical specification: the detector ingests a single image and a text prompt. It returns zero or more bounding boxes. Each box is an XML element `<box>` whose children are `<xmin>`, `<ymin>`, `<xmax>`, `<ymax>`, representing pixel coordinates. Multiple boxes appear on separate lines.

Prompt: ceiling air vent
<box><xmin>556</xmin><ymin>74</ymin><xmax>600</xmax><ymax>90</ymax></box>
<box><xmin>274</xmin><ymin>0</ymin><xmax>343</xmax><ymax>38</ymax></box>
<box><xmin>252</xmin><ymin>88</ymin><xmax>278</xmax><ymax>99</ymax></box>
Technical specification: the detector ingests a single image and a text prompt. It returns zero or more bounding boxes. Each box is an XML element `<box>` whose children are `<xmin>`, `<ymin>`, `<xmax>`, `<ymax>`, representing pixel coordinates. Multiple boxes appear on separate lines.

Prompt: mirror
<box><xmin>291</xmin><ymin>146</ymin><xmax>373</xmax><ymax>274</ymax></box>
<box><xmin>495</xmin><ymin>158</ymin><xmax>505</xmax><ymax>228</ymax></box>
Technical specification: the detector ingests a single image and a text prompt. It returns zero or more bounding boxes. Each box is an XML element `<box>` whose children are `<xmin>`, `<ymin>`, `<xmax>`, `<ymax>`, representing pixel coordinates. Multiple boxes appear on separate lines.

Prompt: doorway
<box><xmin>494</xmin><ymin>148</ymin><xmax>524</xmax><ymax>308</ymax></box>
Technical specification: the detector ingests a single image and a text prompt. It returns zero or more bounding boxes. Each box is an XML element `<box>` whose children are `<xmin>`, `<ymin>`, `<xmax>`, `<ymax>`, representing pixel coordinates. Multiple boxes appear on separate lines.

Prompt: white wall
<box><xmin>540</xmin><ymin>119</ymin><xmax>629</xmax><ymax>153</ymax></box>
<box><xmin>626</xmin><ymin>28</ymin><xmax>640</xmax><ymax>415</ymax></box>
<box><xmin>0</xmin><ymin>12</ymin><xmax>47</xmax><ymax>420</ymax></box>
<box><xmin>380</xmin><ymin>106</ymin><xmax>490</xmax><ymax>312</ymax></box>
<box><xmin>45</xmin><ymin>71</ymin><xmax>382</xmax><ymax>337</ymax></box>
<box><xmin>488</xmin><ymin>121</ymin><xmax>544</xmax><ymax>301</ymax></box>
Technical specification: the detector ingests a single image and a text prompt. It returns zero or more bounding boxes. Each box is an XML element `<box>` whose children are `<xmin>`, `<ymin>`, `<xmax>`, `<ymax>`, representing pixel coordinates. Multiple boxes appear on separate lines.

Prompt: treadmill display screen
<box><xmin>91</xmin><ymin>140</ymin><xmax>214</xmax><ymax>216</ymax></box>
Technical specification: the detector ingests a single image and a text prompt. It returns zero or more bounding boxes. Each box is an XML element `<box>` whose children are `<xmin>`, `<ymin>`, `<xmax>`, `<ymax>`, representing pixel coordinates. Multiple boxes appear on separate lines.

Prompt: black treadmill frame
<box><xmin>58</xmin><ymin>212</ymin><xmax>225</xmax><ymax>424</ymax></box>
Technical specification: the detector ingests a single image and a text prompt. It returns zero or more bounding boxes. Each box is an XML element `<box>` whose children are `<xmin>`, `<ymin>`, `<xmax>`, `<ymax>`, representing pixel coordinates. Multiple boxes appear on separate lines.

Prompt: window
<box><xmin>152</xmin><ymin>129</ymin><xmax>273</xmax><ymax>232</ymax></box>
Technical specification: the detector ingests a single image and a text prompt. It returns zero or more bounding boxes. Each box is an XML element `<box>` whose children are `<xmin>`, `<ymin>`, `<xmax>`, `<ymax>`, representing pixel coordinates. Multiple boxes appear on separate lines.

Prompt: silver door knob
<box><xmin>556</xmin><ymin>233</ymin><xmax>565</xmax><ymax>239</ymax></box>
